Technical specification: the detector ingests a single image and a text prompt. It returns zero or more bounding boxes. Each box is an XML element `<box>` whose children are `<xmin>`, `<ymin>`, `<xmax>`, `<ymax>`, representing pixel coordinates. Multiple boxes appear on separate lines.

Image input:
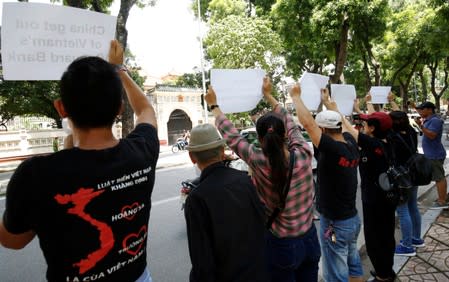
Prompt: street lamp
<box><xmin>197</xmin><ymin>0</ymin><xmax>208</xmax><ymax>123</ymax></box>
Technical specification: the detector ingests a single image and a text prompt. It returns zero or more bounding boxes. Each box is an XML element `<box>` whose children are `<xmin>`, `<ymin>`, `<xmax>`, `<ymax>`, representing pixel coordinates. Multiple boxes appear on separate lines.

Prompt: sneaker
<box><xmin>395</xmin><ymin>244</ymin><xmax>416</xmax><ymax>256</ymax></box>
<box><xmin>429</xmin><ymin>201</ymin><xmax>449</xmax><ymax>210</ymax></box>
<box><xmin>412</xmin><ymin>238</ymin><xmax>425</xmax><ymax>248</ymax></box>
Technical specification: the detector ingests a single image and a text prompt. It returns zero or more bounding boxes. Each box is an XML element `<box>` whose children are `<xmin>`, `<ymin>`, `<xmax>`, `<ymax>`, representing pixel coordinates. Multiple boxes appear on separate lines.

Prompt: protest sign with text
<box><xmin>1</xmin><ymin>2</ymin><xmax>117</xmax><ymax>80</ymax></box>
<box><xmin>369</xmin><ymin>86</ymin><xmax>391</xmax><ymax>104</ymax></box>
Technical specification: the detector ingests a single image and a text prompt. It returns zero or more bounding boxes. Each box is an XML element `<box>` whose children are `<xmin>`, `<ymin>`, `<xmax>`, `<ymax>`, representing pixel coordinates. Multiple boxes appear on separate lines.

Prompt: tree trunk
<box><xmin>331</xmin><ymin>15</ymin><xmax>349</xmax><ymax>84</ymax></box>
<box><xmin>418</xmin><ymin>69</ymin><xmax>427</xmax><ymax>102</ymax></box>
<box><xmin>116</xmin><ymin>0</ymin><xmax>137</xmax><ymax>137</ymax></box>
<box><xmin>362</xmin><ymin>52</ymin><xmax>371</xmax><ymax>92</ymax></box>
<box><xmin>428</xmin><ymin>58</ymin><xmax>449</xmax><ymax>113</ymax></box>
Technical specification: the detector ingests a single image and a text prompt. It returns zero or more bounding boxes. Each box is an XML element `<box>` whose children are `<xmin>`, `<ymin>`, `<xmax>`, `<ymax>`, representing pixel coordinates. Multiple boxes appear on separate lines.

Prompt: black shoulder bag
<box><xmin>394</xmin><ymin>133</ymin><xmax>432</xmax><ymax>186</ymax></box>
<box><xmin>266</xmin><ymin>150</ymin><xmax>296</xmax><ymax>230</ymax></box>
<box><xmin>378</xmin><ymin>139</ymin><xmax>412</xmax><ymax>206</ymax></box>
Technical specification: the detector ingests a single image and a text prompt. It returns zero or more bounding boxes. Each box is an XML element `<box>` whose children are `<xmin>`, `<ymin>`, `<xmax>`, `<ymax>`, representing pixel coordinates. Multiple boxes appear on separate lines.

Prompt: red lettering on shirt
<box><xmin>338</xmin><ymin>157</ymin><xmax>358</xmax><ymax>168</ymax></box>
<box><xmin>55</xmin><ymin>188</ymin><xmax>114</xmax><ymax>275</ymax></box>
<box><xmin>374</xmin><ymin>147</ymin><xmax>383</xmax><ymax>156</ymax></box>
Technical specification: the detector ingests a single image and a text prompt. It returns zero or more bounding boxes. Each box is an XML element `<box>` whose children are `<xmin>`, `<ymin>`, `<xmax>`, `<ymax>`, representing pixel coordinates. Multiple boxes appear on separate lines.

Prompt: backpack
<box><xmin>378</xmin><ymin>139</ymin><xmax>412</xmax><ymax>206</ymax></box>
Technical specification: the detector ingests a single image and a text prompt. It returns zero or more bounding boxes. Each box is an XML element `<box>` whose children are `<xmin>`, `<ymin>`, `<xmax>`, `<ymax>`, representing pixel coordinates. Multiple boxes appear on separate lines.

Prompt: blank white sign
<box><xmin>210</xmin><ymin>69</ymin><xmax>266</xmax><ymax>114</ymax></box>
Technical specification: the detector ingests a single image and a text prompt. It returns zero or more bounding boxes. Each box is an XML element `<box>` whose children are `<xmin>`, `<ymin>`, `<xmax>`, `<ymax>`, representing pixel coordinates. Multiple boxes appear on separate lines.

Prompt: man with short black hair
<box><xmin>291</xmin><ymin>85</ymin><xmax>363</xmax><ymax>282</ymax></box>
<box><xmin>184</xmin><ymin>124</ymin><xmax>267</xmax><ymax>282</ymax></box>
<box><xmin>415</xmin><ymin>101</ymin><xmax>448</xmax><ymax>209</ymax></box>
<box><xmin>0</xmin><ymin>40</ymin><xmax>159</xmax><ymax>282</ymax></box>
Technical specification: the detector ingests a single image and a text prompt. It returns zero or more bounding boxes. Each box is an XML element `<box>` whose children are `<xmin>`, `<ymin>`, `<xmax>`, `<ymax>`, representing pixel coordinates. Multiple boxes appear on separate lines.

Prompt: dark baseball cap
<box><xmin>359</xmin><ymin>112</ymin><xmax>393</xmax><ymax>132</ymax></box>
<box><xmin>416</xmin><ymin>101</ymin><xmax>436</xmax><ymax>110</ymax></box>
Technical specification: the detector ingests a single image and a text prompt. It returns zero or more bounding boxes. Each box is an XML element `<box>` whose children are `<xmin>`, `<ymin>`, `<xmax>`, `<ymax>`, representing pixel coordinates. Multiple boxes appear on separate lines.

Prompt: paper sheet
<box><xmin>210</xmin><ymin>69</ymin><xmax>266</xmax><ymax>114</ymax></box>
<box><xmin>330</xmin><ymin>84</ymin><xmax>356</xmax><ymax>116</ymax></box>
<box><xmin>1</xmin><ymin>2</ymin><xmax>117</xmax><ymax>80</ymax></box>
<box><xmin>299</xmin><ymin>72</ymin><xmax>329</xmax><ymax>111</ymax></box>
<box><xmin>370</xmin><ymin>86</ymin><xmax>391</xmax><ymax>104</ymax></box>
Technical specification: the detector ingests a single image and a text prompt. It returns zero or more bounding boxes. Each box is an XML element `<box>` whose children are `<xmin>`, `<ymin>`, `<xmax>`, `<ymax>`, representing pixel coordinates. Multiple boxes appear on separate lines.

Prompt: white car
<box><xmin>240</xmin><ymin>127</ymin><xmax>317</xmax><ymax>171</ymax></box>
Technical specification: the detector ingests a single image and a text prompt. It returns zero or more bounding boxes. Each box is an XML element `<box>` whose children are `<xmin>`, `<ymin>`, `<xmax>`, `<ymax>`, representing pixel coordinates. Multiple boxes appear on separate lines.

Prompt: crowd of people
<box><xmin>0</xmin><ymin>41</ymin><xmax>447</xmax><ymax>282</ymax></box>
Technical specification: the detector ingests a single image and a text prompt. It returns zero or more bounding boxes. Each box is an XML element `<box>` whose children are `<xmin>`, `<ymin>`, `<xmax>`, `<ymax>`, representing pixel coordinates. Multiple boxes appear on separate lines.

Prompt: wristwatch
<box><xmin>115</xmin><ymin>64</ymin><xmax>128</xmax><ymax>72</ymax></box>
<box><xmin>210</xmin><ymin>105</ymin><xmax>219</xmax><ymax>110</ymax></box>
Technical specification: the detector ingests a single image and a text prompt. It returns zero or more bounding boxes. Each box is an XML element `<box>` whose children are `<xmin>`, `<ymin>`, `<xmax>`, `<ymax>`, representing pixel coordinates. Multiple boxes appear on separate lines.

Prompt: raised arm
<box><xmin>322</xmin><ymin>89</ymin><xmax>359</xmax><ymax>142</ymax></box>
<box><xmin>388</xmin><ymin>92</ymin><xmax>400</xmax><ymax>111</ymax></box>
<box><xmin>290</xmin><ymin>84</ymin><xmax>322</xmax><ymax>147</ymax></box>
<box><xmin>109</xmin><ymin>40</ymin><xmax>157</xmax><ymax>129</ymax></box>
<box><xmin>365</xmin><ymin>93</ymin><xmax>376</xmax><ymax>114</ymax></box>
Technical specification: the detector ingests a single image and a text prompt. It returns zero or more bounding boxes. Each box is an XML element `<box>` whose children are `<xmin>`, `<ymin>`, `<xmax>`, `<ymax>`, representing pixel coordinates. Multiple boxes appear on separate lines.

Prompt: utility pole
<box><xmin>197</xmin><ymin>0</ymin><xmax>208</xmax><ymax>123</ymax></box>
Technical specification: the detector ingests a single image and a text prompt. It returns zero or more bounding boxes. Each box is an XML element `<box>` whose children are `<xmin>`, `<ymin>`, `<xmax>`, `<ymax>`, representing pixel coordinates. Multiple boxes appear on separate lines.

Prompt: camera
<box><xmin>387</xmin><ymin>166</ymin><xmax>412</xmax><ymax>189</ymax></box>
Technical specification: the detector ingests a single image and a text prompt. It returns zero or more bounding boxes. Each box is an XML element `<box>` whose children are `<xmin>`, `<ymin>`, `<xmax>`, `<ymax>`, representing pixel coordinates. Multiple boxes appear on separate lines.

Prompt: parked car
<box><xmin>239</xmin><ymin>127</ymin><xmax>317</xmax><ymax>171</ymax></box>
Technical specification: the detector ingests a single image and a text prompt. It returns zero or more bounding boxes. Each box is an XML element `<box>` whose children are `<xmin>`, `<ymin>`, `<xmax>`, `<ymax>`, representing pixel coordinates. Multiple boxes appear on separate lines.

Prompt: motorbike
<box><xmin>172</xmin><ymin>138</ymin><xmax>188</xmax><ymax>153</ymax></box>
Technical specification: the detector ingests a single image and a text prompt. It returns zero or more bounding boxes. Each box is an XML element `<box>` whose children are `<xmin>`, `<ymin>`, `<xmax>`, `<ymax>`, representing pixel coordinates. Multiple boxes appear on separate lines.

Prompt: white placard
<box><xmin>210</xmin><ymin>69</ymin><xmax>266</xmax><ymax>114</ymax></box>
<box><xmin>299</xmin><ymin>72</ymin><xmax>329</xmax><ymax>111</ymax></box>
<box><xmin>330</xmin><ymin>84</ymin><xmax>356</xmax><ymax>116</ymax></box>
<box><xmin>369</xmin><ymin>86</ymin><xmax>391</xmax><ymax>104</ymax></box>
<box><xmin>1</xmin><ymin>2</ymin><xmax>117</xmax><ymax>80</ymax></box>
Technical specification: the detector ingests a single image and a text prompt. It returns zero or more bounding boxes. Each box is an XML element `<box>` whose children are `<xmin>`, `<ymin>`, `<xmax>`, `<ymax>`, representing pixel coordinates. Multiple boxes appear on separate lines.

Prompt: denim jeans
<box><xmin>319</xmin><ymin>214</ymin><xmax>363</xmax><ymax>282</ymax></box>
<box><xmin>135</xmin><ymin>268</ymin><xmax>152</xmax><ymax>282</ymax></box>
<box><xmin>396</xmin><ymin>186</ymin><xmax>422</xmax><ymax>247</ymax></box>
<box><xmin>265</xmin><ymin>224</ymin><xmax>321</xmax><ymax>282</ymax></box>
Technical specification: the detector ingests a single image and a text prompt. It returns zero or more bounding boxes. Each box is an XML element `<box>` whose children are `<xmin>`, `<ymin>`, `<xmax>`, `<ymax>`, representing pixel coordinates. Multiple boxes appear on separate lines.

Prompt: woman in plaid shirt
<box><xmin>205</xmin><ymin>77</ymin><xmax>320</xmax><ymax>281</ymax></box>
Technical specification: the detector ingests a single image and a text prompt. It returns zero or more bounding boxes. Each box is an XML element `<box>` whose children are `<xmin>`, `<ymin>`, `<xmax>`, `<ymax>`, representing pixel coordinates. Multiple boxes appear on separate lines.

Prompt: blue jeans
<box><xmin>265</xmin><ymin>224</ymin><xmax>321</xmax><ymax>282</ymax></box>
<box><xmin>135</xmin><ymin>268</ymin><xmax>152</xmax><ymax>282</ymax></box>
<box><xmin>319</xmin><ymin>214</ymin><xmax>363</xmax><ymax>281</ymax></box>
<box><xmin>396</xmin><ymin>186</ymin><xmax>422</xmax><ymax>247</ymax></box>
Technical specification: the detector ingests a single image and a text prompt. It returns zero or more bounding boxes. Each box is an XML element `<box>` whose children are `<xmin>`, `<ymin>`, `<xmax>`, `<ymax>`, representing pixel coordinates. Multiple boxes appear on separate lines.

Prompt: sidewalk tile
<box><xmin>419</xmin><ymin>236</ymin><xmax>449</xmax><ymax>253</ymax></box>
<box><xmin>398</xmin><ymin>256</ymin><xmax>439</xmax><ymax>275</ymax></box>
<box><xmin>397</xmin><ymin>273</ymin><xmax>449</xmax><ymax>281</ymax></box>
<box><xmin>427</xmin><ymin>223</ymin><xmax>449</xmax><ymax>245</ymax></box>
<box><xmin>418</xmin><ymin>250</ymin><xmax>449</xmax><ymax>272</ymax></box>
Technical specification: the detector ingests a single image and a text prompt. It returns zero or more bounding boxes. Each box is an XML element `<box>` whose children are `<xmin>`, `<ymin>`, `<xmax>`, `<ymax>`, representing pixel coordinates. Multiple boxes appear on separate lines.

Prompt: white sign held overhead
<box><xmin>298</xmin><ymin>72</ymin><xmax>329</xmax><ymax>111</ymax></box>
<box><xmin>1</xmin><ymin>2</ymin><xmax>117</xmax><ymax>80</ymax></box>
<box><xmin>370</xmin><ymin>86</ymin><xmax>391</xmax><ymax>104</ymax></box>
<box><xmin>330</xmin><ymin>84</ymin><xmax>356</xmax><ymax>116</ymax></box>
<box><xmin>210</xmin><ymin>69</ymin><xmax>266</xmax><ymax>114</ymax></box>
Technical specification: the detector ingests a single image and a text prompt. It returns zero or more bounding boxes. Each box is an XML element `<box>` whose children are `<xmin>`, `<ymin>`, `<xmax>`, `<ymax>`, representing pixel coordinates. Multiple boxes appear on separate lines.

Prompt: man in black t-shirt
<box><xmin>291</xmin><ymin>86</ymin><xmax>363</xmax><ymax>282</ymax></box>
<box><xmin>184</xmin><ymin>124</ymin><xmax>267</xmax><ymax>282</ymax></box>
<box><xmin>0</xmin><ymin>41</ymin><xmax>159</xmax><ymax>282</ymax></box>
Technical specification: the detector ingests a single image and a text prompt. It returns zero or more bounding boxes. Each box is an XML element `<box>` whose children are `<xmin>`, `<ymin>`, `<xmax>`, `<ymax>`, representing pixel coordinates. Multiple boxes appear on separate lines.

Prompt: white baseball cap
<box><xmin>315</xmin><ymin>110</ymin><xmax>342</xmax><ymax>129</ymax></box>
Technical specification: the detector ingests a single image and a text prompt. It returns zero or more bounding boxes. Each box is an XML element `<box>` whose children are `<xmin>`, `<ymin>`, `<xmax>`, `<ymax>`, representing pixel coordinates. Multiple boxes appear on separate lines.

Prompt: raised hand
<box><xmin>108</xmin><ymin>40</ymin><xmax>124</xmax><ymax>65</ymax></box>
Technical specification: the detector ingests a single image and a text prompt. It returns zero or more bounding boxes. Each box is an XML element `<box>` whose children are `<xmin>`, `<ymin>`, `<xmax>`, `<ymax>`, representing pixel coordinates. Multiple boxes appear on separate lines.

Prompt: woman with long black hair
<box><xmin>205</xmin><ymin>77</ymin><xmax>320</xmax><ymax>281</ymax></box>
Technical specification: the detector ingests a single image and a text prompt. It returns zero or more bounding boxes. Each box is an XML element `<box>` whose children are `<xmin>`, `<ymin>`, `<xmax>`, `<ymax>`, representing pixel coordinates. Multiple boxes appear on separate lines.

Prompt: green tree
<box><xmin>271</xmin><ymin>0</ymin><xmax>389</xmax><ymax>86</ymax></box>
<box><xmin>175</xmin><ymin>72</ymin><xmax>204</xmax><ymax>88</ymax></box>
<box><xmin>0</xmin><ymin>81</ymin><xmax>60</xmax><ymax>127</ymax></box>
<box><xmin>204</xmin><ymin>14</ymin><xmax>283</xmax><ymax>125</ymax></box>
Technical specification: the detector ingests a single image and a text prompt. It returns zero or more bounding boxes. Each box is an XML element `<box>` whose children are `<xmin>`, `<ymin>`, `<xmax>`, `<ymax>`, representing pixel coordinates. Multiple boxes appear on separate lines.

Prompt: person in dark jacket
<box><xmin>184</xmin><ymin>124</ymin><xmax>268</xmax><ymax>282</ymax></box>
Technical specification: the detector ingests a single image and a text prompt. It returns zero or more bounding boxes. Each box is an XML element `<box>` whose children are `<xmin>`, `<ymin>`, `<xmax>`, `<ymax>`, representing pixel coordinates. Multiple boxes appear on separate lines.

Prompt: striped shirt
<box><xmin>215</xmin><ymin>105</ymin><xmax>315</xmax><ymax>238</ymax></box>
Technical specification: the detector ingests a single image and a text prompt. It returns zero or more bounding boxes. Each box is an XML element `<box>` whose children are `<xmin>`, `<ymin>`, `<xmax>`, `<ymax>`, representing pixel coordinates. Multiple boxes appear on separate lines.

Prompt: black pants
<box><xmin>362</xmin><ymin>194</ymin><xmax>396</xmax><ymax>279</ymax></box>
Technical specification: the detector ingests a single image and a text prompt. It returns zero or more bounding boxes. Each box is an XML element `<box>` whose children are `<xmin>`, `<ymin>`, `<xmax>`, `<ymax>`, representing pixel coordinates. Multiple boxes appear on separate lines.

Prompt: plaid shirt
<box><xmin>215</xmin><ymin>105</ymin><xmax>315</xmax><ymax>238</ymax></box>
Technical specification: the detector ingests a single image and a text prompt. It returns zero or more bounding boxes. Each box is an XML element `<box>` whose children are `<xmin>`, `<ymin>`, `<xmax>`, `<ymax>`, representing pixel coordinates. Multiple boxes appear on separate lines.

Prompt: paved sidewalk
<box><xmin>396</xmin><ymin>208</ymin><xmax>449</xmax><ymax>281</ymax></box>
<box><xmin>393</xmin><ymin>195</ymin><xmax>449</xmax><ymax>281</ymax></box>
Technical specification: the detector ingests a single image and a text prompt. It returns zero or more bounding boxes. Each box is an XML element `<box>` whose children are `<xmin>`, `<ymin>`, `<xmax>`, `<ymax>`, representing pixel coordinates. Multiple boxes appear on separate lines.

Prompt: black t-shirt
<box><xmin>184</xmin><ymin>162</ymin><xmax>268</xmax><ymax>282</ymax></box>
<box><xmin>316</xmin><ymin>132</ymin><xmax>359</xmax><ymax>220</ymax></box>
<box><xmin>358</xmin><ymin>133</ymin><xmax>391</xmax><ymax>204</ymax></box>
<box><xmin>3</xmin><ymin>124</ymin><xmax>159</xmax><ymax>282</ymax></box>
